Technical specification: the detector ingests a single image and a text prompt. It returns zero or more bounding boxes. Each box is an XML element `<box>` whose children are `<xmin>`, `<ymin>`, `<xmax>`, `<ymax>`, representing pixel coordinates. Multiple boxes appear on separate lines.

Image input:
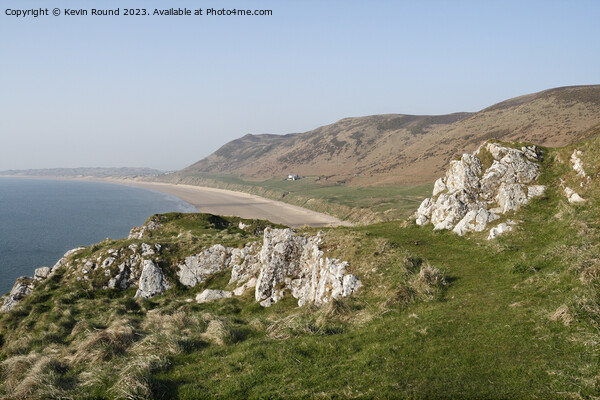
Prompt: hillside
<box><xmin>1</xmin><ymin>133</ymin><xmax>600</xmax><ymax>398</ymax></box>
<box><xmin>181</xmin><ymin>85</ymin><xmax>600</xmax><ymax>186</ymax></box>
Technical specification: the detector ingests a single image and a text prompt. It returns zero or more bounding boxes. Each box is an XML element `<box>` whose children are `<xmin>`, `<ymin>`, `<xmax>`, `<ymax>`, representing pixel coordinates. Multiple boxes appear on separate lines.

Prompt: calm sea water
<box><xmin>0</xmin><ymin>177</ymin><xmax>197</xmax><ymax>295</ymax></box>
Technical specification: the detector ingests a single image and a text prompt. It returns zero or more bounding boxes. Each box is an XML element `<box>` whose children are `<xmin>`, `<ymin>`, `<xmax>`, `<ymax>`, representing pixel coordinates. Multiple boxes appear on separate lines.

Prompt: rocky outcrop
<box><xmin>134</xmin><ymin>260</ymin><xmax>170</xmax><ymax>299</ymax></box>
<box><xmin>0</xmin><ymin>247</ymin><xmax>85</xmax><ymax>312</ymax></box>
<box><xmin>128</xmin><ymin>217</ymin><xmax>161</xmax><ymax>239</ymax></box>
<box><xmin>2</xmin><ymin>226</ymin><xmax>360</xmax><ymax>310</ymax></box>
<box><xmin>177</xmin><ymin>228</ymin><xmax>361</xmax><ymax>307</ymax></box>
<box><xmin>34</xmin><ymin>267</ymin><xmax>51</xmax><ymax>280</ymax></box>
<box><xmin>570</xmin><ymin>150</ymin><xmax>590</xmax><ymax>183</ymax></box>
<box><xmin>0</xmin><ymin>278</ymin><xmax>35</xmax><ymax>312</ymax></box>
<box><xmin>177</xmin><ymin>244</ymin><xmax>233</xmax><ymax>287</ymax></box>
<box><xmin>52</xmin><ymin>247</ymin><xmax>85</xmax><ymax>272</ymax></box>
<box><xmin>415</xmin><ymin>142</ymin><xmax>545</xmax><ymax>238</ymax></box>
<box><xmin>252</xmin><ymin>228</ymin><xmax>361</xmax><ymax>307</ymax></box>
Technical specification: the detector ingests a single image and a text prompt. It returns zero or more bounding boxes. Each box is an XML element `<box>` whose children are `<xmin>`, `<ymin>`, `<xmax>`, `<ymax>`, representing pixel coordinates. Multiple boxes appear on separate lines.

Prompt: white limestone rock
<box><xmin>141</xmin><ymin>243</ymin><xmax>155</xmax><ymax>256</ymax></box>
<box><xmin>487</xmin><ymin>223</ymin><xmax>513</xmax><ymax>240</ymax></box>
<box><xmin>254</xmin><ymin>228</ymin><xmax>361</xmax><ymax>307</ymax></box>
<box><xmin>415</xmin><ymin>198</ymin><xmax>434</xmax><ymax>226</ymax></box>
<box><xmin>452</xmin><ymin>208</ymin><xmax>499</xmax><ymax>236</ymax></box>
<box><xmin>430</xmin><ymin>193</ymin><xmax>468</xmax><ymax>231</ymax></box>
<box><xmin>134</xmin><ymin>260</ymin><xmax>170</xmax><ymax>299</ymax></box>
<box><xmin>0</xmin><ymin>278</ymin><xmax>35</xmax><ymax>312</ymax></box>
<box><xmin>51</xmin><ymin>247</ymin><xmax>85</xmax><ymax>271</ymax></box>
<box><xmin>196</xmin><ymin>289</ymin><xmax>232</xmax><ymax>303</ymax></box>
<box><xmin>101</xmin><ymin>257</ymin><xmax>115</xmax><ymax>268</ymax></box>
<box><xmin>527</xmin><ymin>185</ymin><xmax>546</xmax><ymax>199</ymax></box>
<box><xmin>228</xmin><ymin>242</ymin><xmax>261</xmax><ymax>285</ymax></box>
<box><xmin>564</xmin><ymin>187</ymin><xmax>585</xmax><ymax>203</ymax></box>
<box><xmin>570</xmin><ymin>150</ymin><xmax>587</xmax><ymax>179</ymax></box>
<box><xmin>432</xmin><ymin>178</ymin><xmax>447</xmax><ymax>197</ymax></box>
<box><xmin>34</xmin><ymin>267</ymin><xmax>51</xmax><ymax>280</ymax></box>
<box><xmin>496</xmin><ymin>183</ymin><xmax>528</xmax><ymax>213</ymax></box>
<box><xmin>414</xmin><ymin>142</ymin><xmax>545</xmax><ymax>237</ymax></box>
<box><xmin>444</xmin><ymin>154</ymin><xmax>482</xmax><ymax>194</ymax></box>
<box><xmin>177</xmin><ymin>244</ymin><xmax>231</xmax><ymax>287</ymax></box>
<box><xmin>233</xmin><ymin>278</ymin><xmax>257</xmax><ymax>296</ymax></box>
<box><xmin>128</xmin><ymin>218</ymin><xmax>161</xmax><ymax>239</ymax></box>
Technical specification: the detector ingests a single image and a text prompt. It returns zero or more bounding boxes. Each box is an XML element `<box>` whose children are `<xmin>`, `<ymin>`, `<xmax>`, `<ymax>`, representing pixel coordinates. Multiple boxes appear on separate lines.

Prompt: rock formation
<box><xmin>250</xmin><ymin>228</ymin><xmax>361</xmax><ymax>307</ymax></box>
<box><xmin>0</xmin><ymin>278</ymin><xmax>35</xmax><ymax>312</ymax></box>
<box><xmin>415</xmin><ymin>142</ymin><xmax>546</xmax><ymax>238</ymax></box>
<box><xmin>128</xmin><ymin>217</ymin><xmax>162</xmax><ymax>239</ymax></box>
<box><xmin>1</xmin><ymin>226</ymin><xmax>361</xmax><ymax>311</ymax></box>
<box><xmin>134</xmin><ymin>260</ymin><xmax>171</xmax><ymax>299</ymax></box>
<box><xmin>175</xmin><ymin>228</ymin><xmax>361</xmax><ymax>307</ymax></box>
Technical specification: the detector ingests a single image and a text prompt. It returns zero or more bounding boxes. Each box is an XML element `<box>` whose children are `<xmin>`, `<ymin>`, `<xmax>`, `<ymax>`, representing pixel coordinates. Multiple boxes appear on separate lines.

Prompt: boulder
<box><xmin>452</xmin><ymin>208</ymin><xmax>499</xmax><ymax>236</ymax></box>
<box><xmin>34</xmin><ymin>266</ymin><xmax>51</xmax><ymax>280</ymax></box>
<box><xmin>177</xmin><ymin>244</ymin><xmax>231</xmax><ymax>287</ymax></box>
<box><xmin>51</xmin><ymin>247</ymin><xmax>85</xmax><ymax>271</ymax></box>
<box><xmin>196</xmin><ymin>289</ymin><xmax>232</xmax><ymax>303</ymax></box>
<box><xmin>487</xmin><ymin>223</ymin><xmax>513</xmax><ymax>240</ymax></box>
<box><xmin>134</xmin><ymin>260</ymin><xmax>170</xmax><ymax>299</ymax></box>
<box><xmin>564</xmin><ymin>187</ymin><xmax>585</xmax><ymax>203</ymax></box>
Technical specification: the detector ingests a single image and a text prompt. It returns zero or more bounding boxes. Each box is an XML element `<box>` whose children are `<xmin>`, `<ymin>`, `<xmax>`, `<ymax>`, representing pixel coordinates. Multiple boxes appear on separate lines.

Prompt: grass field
<box><xmin>159</xmin><ymin>173</ymin><xmax>433</xmax><ymax>224</ymax></box>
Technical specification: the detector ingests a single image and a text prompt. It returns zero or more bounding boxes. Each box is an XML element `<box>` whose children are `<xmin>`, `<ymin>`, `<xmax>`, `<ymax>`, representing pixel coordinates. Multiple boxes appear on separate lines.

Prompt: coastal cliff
<box><xmin>1</xmin><ymin>136</ymin><xmax>600</xmax><ymax>398</ymax></box>
<box><xmin>1</xmin><ymin>217</ymin><xmax>362</xmax><ymax>313</ymax></box>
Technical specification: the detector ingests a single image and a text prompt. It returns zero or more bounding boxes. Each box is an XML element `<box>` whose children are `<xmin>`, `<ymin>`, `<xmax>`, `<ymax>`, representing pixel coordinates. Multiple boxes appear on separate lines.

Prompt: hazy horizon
<box><xmin>2</xmin><ymin>0</ymin><xmax>599</xmax><ymax>171</ymax></box>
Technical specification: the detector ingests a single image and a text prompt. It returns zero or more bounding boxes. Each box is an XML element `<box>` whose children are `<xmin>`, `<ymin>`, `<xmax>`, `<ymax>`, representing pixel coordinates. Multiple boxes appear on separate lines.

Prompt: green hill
<box><xmin>1</xmin><ymin>132</ymin><xmax>599</xmax><ymax>398</ymax></box>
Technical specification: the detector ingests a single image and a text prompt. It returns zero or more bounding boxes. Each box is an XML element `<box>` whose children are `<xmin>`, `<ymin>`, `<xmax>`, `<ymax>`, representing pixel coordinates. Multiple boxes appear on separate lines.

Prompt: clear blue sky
<box><xmin>1</xmin><ymin>0</ymin><xmax>599</xmax><ymax>170</ymax></box>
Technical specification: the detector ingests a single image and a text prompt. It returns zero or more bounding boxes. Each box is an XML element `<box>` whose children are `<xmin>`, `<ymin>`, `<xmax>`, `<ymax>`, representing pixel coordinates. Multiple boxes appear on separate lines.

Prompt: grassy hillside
<box><xmin>1</xmin><ymin>136</ymin><xmax>600</xmax><ymax>398</ymax></box>
<box><xmin>179</xmin><ymin>85</ymin><xmax>600</xmax><ymax>186</ymax></box>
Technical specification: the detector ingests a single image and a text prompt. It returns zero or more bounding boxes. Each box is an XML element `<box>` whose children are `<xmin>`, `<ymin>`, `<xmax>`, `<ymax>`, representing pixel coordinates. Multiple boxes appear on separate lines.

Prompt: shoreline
<box><xmin>0</xmin><ymin>175</ymin><xmax>352</xmax><ymax>228</ymax></box>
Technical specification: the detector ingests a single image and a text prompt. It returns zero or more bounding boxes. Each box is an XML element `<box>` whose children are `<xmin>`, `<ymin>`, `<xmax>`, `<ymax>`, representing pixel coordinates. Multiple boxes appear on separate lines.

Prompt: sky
<box><xmin>1</xmin><ymin>0</ymin><xmax>599</xmax><ymax>171</ymax></box>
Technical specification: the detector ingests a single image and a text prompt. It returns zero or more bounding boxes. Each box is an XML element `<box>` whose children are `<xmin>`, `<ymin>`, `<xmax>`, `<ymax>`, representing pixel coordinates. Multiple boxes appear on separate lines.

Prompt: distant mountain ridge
<box><xmin>181</xmin><ymin>85</ymin><xmax>600</xmax><ymax>185</ymax></box>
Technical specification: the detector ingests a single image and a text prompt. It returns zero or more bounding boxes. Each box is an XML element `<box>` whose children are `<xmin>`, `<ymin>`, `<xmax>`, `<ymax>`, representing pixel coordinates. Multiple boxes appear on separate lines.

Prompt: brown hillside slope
<box><xmin>182</xmin><ymin>85</ymin><xmax>600</xmax><ymax>185</ymax></box>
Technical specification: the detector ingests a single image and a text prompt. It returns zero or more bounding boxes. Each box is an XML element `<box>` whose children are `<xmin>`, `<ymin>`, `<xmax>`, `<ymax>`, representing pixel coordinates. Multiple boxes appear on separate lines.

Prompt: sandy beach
<box><xmin>0</xmin><ymin>174</ymin><xmax>351</xmax><ymax>227</ymax></box>
<box><xmin>102</xmin><ymin>179</ymin><xmax>351</xmax><ymax>228</ymax></box>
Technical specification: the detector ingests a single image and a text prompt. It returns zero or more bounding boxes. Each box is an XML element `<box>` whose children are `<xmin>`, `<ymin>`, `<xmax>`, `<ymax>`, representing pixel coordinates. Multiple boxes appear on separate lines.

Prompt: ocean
<box><xmin>0</xmin><ymin>177</ymin><xmax>197</xmax><ymax>295</ymax></box>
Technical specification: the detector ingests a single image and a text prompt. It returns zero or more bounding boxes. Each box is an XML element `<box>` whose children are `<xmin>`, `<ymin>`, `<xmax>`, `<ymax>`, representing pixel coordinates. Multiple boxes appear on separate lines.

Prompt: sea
<box><xmin>0</xmin><ymin>177</ymin><xmax>197</xmax><ymax>295</ymax></box>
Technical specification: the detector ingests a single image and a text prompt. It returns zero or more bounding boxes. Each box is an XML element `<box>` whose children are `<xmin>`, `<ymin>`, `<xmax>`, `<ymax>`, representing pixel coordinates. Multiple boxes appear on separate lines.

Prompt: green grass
<box><xmin>1</xmin><ymin>141</ymin><xmax>600</xmax><ymax>398</ymax></box>
<box><xmin>161</xmin><ymin>173</ymin><xmax>433</xmax><ymax>224</ymax></box>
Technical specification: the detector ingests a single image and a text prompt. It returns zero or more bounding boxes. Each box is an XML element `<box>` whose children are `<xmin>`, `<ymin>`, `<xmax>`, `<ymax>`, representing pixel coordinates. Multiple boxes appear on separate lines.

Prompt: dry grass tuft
<box><xmin>108</xmin><ymin>354</ymin><xmax>164</xmax><ymax>400</ymax></box>
<box><xmin>3</xmin><ymin>334</ymin><xmax>33</xmax><ymax>356</ymax></box>
<box><xmin>1</xmin><ymin>354</ymin><xmax>69</xmax><ymax>399</ymax></box>
<box><xmin>69</xmin><ymin>319</ymin><xmax>93</xmax><ymax>338</ymax></box>
<box><xmin>549</xmin><ymin>304</ymin><xmax>574</xmax><ymax>326</ymax></box>
<box><xmin>265</xmin><ymin>315</ymin><xmax>314</xmax><ymax>340</ymax></box>
<box><xmin>202</xmin><ymin>318</ymin><xmax>234</xmax><ymax>345</ymax></box>
<box><xmin>71</xmin><ymin>319</ymin><xmax>136</xmax><ymax>364</ymax></box>
<box><xmin>386</xmin><ymin>263</ymin><xmax>447</xmax><ymax>307</ymax></box>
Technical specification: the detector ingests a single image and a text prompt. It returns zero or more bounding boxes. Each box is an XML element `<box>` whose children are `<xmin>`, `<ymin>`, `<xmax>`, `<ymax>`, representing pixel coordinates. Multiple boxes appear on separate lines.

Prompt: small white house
<box><xmin>287</xmin><ymin>174</ymin><xmax>301</xmax><ymax>181</ymax></box>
